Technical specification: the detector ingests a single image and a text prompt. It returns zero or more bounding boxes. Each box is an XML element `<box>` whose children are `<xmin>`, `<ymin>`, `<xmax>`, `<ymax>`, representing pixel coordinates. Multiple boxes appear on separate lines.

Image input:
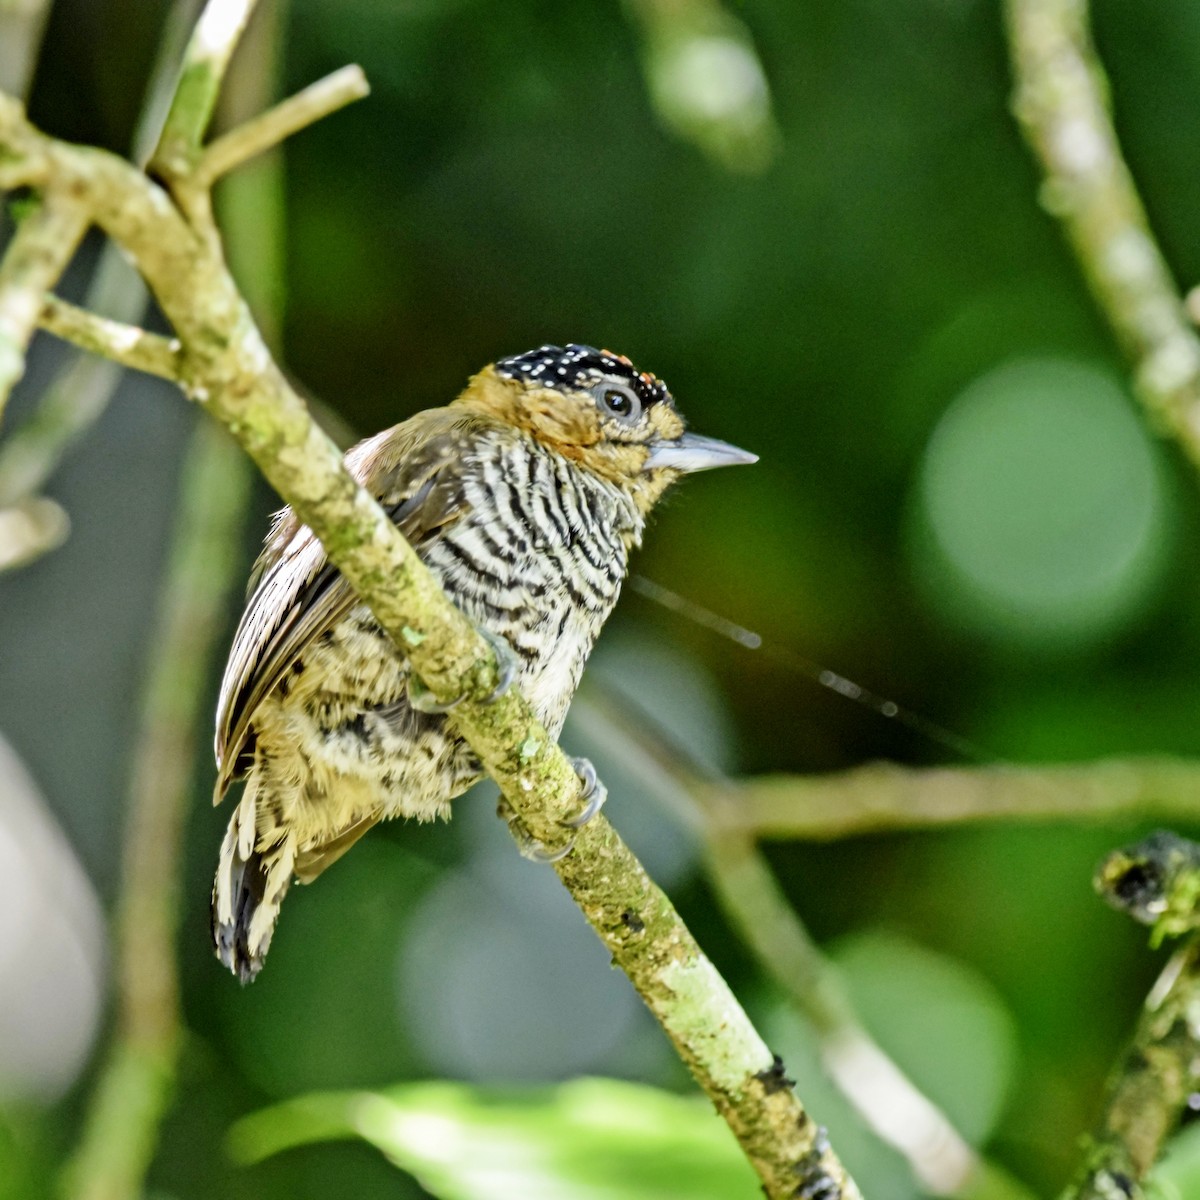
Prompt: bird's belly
<box><xmin>428</xmin><ymin>530</ymin><xmax>619</xmax><ymax>737</ymax></box>
<box><xmin>249</xmin><ymin>504</ymin><xmax>626</xmax><ymax>836</ymax></box>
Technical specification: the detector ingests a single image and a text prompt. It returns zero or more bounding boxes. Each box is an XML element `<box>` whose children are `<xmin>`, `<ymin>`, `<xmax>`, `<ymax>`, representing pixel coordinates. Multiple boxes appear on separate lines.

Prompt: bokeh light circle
<box><xmin>911</xmin><ymin>358</ymin><xmax>1170</xmax><ymax>648</ymax></box>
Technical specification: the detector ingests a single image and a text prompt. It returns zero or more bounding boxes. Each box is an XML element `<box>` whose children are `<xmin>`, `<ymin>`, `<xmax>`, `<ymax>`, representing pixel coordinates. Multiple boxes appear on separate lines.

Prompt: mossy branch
<box><xmin>0</xmin><ymin>29</ymin><xmax>859</xmax><ymax>1200</ymax></box>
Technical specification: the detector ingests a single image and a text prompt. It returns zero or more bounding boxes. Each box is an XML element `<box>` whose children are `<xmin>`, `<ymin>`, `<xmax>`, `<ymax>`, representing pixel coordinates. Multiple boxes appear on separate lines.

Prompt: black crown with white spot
<box><xmin>495</xmin><ymin>344</ymin><xmax>671</xmax><ymax>411</ymax></box>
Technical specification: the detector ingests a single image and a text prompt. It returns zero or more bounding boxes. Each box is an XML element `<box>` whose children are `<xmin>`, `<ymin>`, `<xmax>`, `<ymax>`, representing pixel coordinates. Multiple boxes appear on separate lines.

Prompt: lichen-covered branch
<box><xmin>1005</xmin><ymin>0</ymin><xmax>1200</xmax><ymax>463</ymax></box>
<box><xmin>1064</xmin><ymin>943</ymin><xmax>1200</xmax><ymax>1199</ymax></box>
<box><xmin>0</xmin><ymin>191</ymin><xmax>89</xmax><ymax>418</ymax></box>
<box><xmin>720</xmin><ymin>757</ymin><xmax>1200</xmax><ymax>841</ymax></box>
<box><xmin>0</xmin><ymin>41</ymin><xmax>859</xmax><ymax>1200</ymax></box>
<box><xmin>1059</xmin><ymin>833</ymin><xmax>1200</xmax><ymax>1198</ymax></box>
<box><xmin>39</xmin><ymin>294</ymin><xmax>182</xmax><ymax>380</ymax></box>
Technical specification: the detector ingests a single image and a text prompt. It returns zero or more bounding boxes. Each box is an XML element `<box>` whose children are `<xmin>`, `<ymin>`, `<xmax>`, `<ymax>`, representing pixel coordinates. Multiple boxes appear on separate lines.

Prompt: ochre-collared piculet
<box><xmin>211</xmin><ymin>344</ymin><xmax>756</xmax><ymax>981</ymax></box>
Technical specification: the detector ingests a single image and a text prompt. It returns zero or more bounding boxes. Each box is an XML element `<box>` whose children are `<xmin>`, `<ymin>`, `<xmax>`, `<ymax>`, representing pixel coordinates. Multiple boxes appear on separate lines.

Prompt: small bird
<box><xmin>211</xmin><ymin>344</ymin><xmax>756</xmax><ymax>982</ymax></box>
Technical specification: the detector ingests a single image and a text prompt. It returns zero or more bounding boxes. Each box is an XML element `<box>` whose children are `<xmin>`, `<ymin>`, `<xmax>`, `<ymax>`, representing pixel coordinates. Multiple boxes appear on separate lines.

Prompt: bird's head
<box><xmin>456</xmin><ymin>344</ymin><xmax>757</xmax><ymax>512</ymax></box>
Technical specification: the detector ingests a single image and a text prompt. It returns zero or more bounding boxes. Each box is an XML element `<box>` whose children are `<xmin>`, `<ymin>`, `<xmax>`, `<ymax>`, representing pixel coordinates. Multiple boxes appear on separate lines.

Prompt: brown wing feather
<box><xmin>213</xmin><ymin>408</ymin><xmax>500</xmax><ymax>803</ymax></box>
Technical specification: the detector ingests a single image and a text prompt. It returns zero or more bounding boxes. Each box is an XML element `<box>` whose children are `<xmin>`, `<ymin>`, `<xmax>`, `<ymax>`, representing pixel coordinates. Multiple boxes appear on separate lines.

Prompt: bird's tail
<box><xmin>211</xmin><ymin>779</ymin><xmax>295</xmax><ymax>984</ymax></box>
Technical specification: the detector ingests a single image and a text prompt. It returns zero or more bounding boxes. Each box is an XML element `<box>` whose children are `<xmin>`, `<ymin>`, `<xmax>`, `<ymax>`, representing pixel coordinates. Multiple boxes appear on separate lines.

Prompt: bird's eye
<box><xmin>594</xmin><ymin>383</ymin><xmax>642</xmax><ymax>424</ymax></box>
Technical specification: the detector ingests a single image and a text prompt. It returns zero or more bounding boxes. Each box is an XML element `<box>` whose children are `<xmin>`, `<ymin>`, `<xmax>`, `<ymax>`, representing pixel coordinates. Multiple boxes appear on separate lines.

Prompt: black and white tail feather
<box><xmin>211</xmin><ymin>781</ymin><xmax>296</xmax><ymax>984</ymax></box>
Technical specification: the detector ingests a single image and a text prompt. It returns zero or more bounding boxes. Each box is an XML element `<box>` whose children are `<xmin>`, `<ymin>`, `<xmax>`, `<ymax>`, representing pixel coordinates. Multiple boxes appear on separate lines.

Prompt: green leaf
<box><xmin>1154</xmin><ymin>1121</ymin><xmax>1200</xmax><ymax>1196</ymax></box>
<box><xmin>228</xmin><ymin>1077</ymin><xmax>760</xmax><ymax>1200</ymax></box>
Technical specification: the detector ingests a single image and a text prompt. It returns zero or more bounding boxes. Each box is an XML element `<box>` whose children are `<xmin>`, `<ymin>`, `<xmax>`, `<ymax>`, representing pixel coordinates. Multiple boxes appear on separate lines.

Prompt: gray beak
<box><xmin>643</xmin><ymin>432</ymin><xmax>759</xmax><ymax>473</ymax></box>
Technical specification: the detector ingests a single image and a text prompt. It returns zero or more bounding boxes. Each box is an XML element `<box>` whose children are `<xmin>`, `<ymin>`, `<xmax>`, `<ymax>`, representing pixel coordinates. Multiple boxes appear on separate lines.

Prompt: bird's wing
<box><xmin>213</xmin><ymin>409</ymin><xmax>493</xmax><ymax>803</ymax></box>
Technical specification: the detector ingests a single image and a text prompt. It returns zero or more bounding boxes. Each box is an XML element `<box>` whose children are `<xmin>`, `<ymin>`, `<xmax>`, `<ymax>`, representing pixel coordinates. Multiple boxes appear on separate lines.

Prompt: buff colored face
<box><xmin>463</xmin><ymin>363</ymin><xmax>684</xmax><ymax>474</ymax></box>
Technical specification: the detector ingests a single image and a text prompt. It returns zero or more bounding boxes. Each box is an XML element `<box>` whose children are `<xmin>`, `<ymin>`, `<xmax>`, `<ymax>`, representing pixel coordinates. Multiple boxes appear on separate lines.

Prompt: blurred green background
<box><xmin>4</xmin><ymin>0</ymin><xmax>1200</xmax><ymax>1195</ymax></box>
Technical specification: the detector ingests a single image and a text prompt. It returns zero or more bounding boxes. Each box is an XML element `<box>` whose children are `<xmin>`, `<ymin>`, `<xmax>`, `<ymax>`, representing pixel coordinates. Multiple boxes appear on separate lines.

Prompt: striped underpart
<box><xmin>212</xmin><ymin>429</ymin><xmax>645</xmax><ymax>980</ymax></box>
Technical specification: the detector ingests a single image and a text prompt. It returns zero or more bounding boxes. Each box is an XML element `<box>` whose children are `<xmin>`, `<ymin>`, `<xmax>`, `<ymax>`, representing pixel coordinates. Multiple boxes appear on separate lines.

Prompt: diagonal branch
<box><xmin>574</xmin><ymin>690</ymin><xmax>984</xmax><ymax>1196</ymax></box>
<box><xmin>195</xmin><ymin>63</ymin><xmax>369</xmax><ymax>188</ymax></box>
<box><xmin>0</xmin><ymin>63</ymin><xmax>862</xmax><ymax>1200</ymax></box>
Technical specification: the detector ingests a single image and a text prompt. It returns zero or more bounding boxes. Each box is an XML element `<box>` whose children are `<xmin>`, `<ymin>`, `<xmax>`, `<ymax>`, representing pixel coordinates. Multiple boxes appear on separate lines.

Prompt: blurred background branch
<box><xmin>62</xmin><ymin>420</ymin><xmax>250</xmax><ymax>1200</ymax></box>
<box><xmin>1006</xmin><ymin>0</ymin><xmax>1200</xmax><ymax>1191</ymax></box>
<box><xmin>1006</xmin><ymin>0</ymin><xmax>1200</xmax><ymax>466</ymax></box>
<box><xmin>0</xmin><ymin>0</ymin><xmax>52</xmax><ymax>98</ymax></box>
<box><xmin>622</xmin><ymin>0</ymin><xmax>779</xmax><ymax>174</ymax></box>
<box><xmin>0</xmin><ymin>0</ymin><xmax>200</xmax><ymax>568</ymax></box>
<box><xmin>59</xmin><ymin>4</ymin><xmax>267</xmax><ymax>1197</ymax></box>
<box><xmin>718</xmin><ymin>757</ymin><xmax>1200</xmax><ymax>841</ymax></box>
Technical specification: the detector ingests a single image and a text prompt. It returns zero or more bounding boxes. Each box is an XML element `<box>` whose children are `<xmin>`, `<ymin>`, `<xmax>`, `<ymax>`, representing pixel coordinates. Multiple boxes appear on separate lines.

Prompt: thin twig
<box><xmin>196</xmin><ymin>64</ymin><xmax>369</xmax><ymax>188</ymax></box>
<box><xmin>0</xmin><ymin>56</ymin><xmax>859</xmax><ymax>1200</ymax></box>
<box><xmin>62</xmin><ymin>422</ymin><xmax>251</xmax><ymax>1200</ymax></box>
<box><xmin>150</xmin><ymin>0</ymin><xmax>258</xmax><ymax>181</ymax></box>
<box><xmin>1005</xmin><ymin>0</ymin><xmax>1200</xmax><ymax>465</ymax></box>
<box><xmin>719</xmin><ymin>757</ymin><xmax>1200</xmax><ymax>841</ymax></box>
<box><xmin>708</xmin><ymin>834</ymin><xmax>982</xmax><ymax>1196</ymax></box>
<box><xmin>39</xmin><ymin>295</ymin><xmax>182</xmax><ymax>380</ymax></box>
<box><xmin>0</xmin><ymin>191</ymin><xmax>89</xmax><ymax>419</ymax></box>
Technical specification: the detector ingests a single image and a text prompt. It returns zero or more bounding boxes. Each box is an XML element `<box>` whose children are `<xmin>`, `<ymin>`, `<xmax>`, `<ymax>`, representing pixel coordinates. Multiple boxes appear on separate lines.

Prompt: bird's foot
<box><xmin>478</xmin><ymin>627</ymin><xmax>520</xmax><ymax>703</ymax></box>
<box><xmin>501</xmin><ymin>756</ymin><xmax>608</xmax><ymax>862</ymax></box>
<box><xmin>407</xmin><ymin>628</ymin><xmax>519</xmax><ymax>714</ymax></box>
<box><xmin>566</xmin><ymin>756</ymin><xmax>607</xmax><ymax>828</ymax></box>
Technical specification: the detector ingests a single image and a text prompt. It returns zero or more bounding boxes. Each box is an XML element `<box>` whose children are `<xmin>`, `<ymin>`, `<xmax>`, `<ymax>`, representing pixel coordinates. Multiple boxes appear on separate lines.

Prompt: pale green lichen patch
<box><xmin>657</xmin><ymin>955</ymin><xmax>772</xmax><ymax>1091</ymax></box>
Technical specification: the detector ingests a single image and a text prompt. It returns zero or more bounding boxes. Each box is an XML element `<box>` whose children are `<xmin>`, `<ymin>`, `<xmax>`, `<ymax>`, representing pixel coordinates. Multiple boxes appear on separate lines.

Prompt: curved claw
<box><xmin>519</xmin><ymin>836</ymin><xmax>575</xmax><ymax>864</ymax></box>
<box><xmin>478</xmin><ymin>627</ymin><xmax>519</xmax><ymax>704</ymax></box>
<box><xmin>566</xmin><ymin>756</ymin><xmax>607</xmax><ymax>828</ymax></box>
<box><xmin>497</xmin><ymin>758</ymin><xmax>608</xmax><ymax>863</ymax></box>
<box><xmin>497</xmin><ymin>794</ymin><xmax>574</xmax><ymax>862</ymax></box>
